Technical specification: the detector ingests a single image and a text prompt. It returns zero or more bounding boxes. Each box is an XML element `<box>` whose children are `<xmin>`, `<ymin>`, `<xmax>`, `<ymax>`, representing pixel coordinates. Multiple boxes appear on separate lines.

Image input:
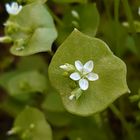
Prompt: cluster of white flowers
<box><xmin>60</xmin><ymin>60</ymin><xmax>99</xmax><ymax>100</ymax></box>
<box><xmin>5</xmin><ymin>2</ymin><xmax>22</xmax><ymax>15</ymax></box>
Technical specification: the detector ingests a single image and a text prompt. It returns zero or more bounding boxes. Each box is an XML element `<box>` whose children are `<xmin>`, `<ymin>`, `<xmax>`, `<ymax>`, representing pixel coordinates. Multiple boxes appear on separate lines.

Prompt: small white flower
<box><xmin>5</xmin><ymin>2</ymin><xmax>22</xmax><ymax>15</ymax></box>
<box><xmin>70</xmin><ymin>60</ymin><xmax>99</xmax><ymax>91</ymax></box>
<box><xmin>138</xmin><ymin>7</ymin><xmax>140</xmax><ymax>16</ymax></box>
<box><xmin>59</xmin><ymin>60</ymin><xmax>99</xmax><ymax>100</ymax></box>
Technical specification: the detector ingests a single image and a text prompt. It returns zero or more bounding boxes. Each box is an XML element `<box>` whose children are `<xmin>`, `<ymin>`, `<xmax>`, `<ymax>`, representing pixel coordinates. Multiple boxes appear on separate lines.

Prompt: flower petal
<box><xmin>17</xmin><ymin>5</ymin><xmax>22</xmax><ymax>14</ymax></box>
<box><xmin>86</xmin><ymin>72</ymin><xmax>99</xmax><ymax>81</ymax></box>
<box><xmin>79</xmin><ymin>78</ymin><xmax>89</xmax><ymax>90</ymax></box>
<box><xmin>12</xmin><ymin>2</ymin><xmax>18</xmax><ymax>9</ymax></box>
<box><xmin>84</xmin><ymin>60</ymin><xmax>94</xmax><ymax>73</ymax></box>
<box><xmin>5</xmin><ymin>4</ymin><xmax>11</xmax><ymax>14</ymax></box>
<box><xmin>70</xmin><ymin>72</ymin><xmax>81</xmax><ymax>81</ymax></box>
<box><xmin>75</xmin><ymin>60</ymin><xmax>83</xmax><ymax>72</ymax></box>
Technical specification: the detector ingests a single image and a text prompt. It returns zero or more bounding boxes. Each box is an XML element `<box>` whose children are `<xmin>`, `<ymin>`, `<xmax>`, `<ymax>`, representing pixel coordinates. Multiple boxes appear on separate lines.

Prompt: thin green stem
<box><xmin>114</xmin><ymin>0</ymin><xmax>120</xmax><ymax>23</ymax></box>
<box><xmin>110</xmin><ymin>104</ymin><xmax>135</xmax><ymax>140</ymax></box>
<box><xmin>121</xmin><ymin>0</ymin><xmax>135</xmax><ymax>33</ymax></box>
<box><xmin>114</xmin><ymin>0</ymin><xmax>123</xmax><ymax>56</ymax></box>
<box><xmin>114</xmin><ymin>0</ymin><xmax>120</xmax><ymax>56</ymax></box>
<box><xmin>100</xmin><ymin>112</ymin><xmax>114</xmax><ymax>140</ymax></box>
<box><xmin>103</xmin><ymin>0</ymin><xmax>112</xmax><ymax>19</ymax></box>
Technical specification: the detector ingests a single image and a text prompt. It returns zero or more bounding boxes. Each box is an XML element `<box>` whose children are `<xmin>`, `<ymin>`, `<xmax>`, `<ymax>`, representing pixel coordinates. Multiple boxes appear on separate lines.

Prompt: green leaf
<box><xmin>99</xmin><ymin>20</ymin><xmax>128</xmax><ymax>57</ymax></box>
<box><xmin>67</xmin><ymin>118</ymin><xmax>108</xmax><ymax>140</ymax></box>
<box><xmin>42</xmin><ymin>88</ymin><xmax>65</xmax><ymax>112</ymax></box>
<box><xmin>0</xmin><ymin>71</ymin><xmax>19</xmax><ymax>89</ymax></box>
<box><xmin>52</xmin><ymin>0</ymin><xmax>87</xmax><ymax>3</ymax></box>
<box><xmin>12</xmin><ymin>107</ymin><xmax>52</xmax><ymax>140</ymax></box>
<box><xmin>5</xmin><ymin>3</ymin><xmax>57</xmax><ymax>56</ymax></box>
<box><xmin>49</xmin><ymin>29</ymin><xmax>129</xmax><ymax>116</ymax></box>
<box><xmin>57</xmin><ymin>3</ymin><xmax>99</xmax><ymax>44</ymax></box>
<box><xmin>42</xmin><ymin>87</ymin><xmax>73</xmax><ymax>127</ymax></box>
<box><xmin>7</xmin><ymin>71</ymin><xmax>48</xmax><ymax>97</ymax></box>
<box><xmin>125</xmin><ymin>35</ymin><xmax>138</xmax><ymax>55</ymax></box>
<box><xmin>45</xmin><ymin>111</ymin><xmax>73</xmax><ymax>127</ymax></box>
<box><xmin>17</xmin><ymin>55</ymin><xmax>48</xmax><ymax>73</ymax></box>
<box><xmin>0</xmin><ymin>98</ymin><xmax>24</xmax><ymax>117</ymax></box>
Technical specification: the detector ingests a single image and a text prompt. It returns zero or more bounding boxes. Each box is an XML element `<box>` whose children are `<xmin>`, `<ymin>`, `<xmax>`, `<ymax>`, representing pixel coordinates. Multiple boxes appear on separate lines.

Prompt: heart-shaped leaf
<box><xmin>49</xmin><ymin>29</ymin><xmax>129</xmax><ymax>116</ymax></box>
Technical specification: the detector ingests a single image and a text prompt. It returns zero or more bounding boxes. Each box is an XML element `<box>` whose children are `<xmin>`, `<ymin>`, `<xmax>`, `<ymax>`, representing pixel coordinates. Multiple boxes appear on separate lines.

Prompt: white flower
<box><xmin>5</xmin><ymin>2</ymin><xmax>22</xmax><ymax>15</ymax></box>
<box><xmin>70</xmin><ymin>60</ymin><xmax>99</xmax><ymax>91</ymax></box>
<box><xmin>138</xmin><ymin>7</ymin><xmax>140</xmax><ymax>16</ymax></box>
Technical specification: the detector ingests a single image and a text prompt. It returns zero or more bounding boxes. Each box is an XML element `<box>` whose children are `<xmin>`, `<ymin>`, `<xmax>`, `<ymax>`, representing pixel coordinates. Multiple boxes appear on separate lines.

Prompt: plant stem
<box><xmin>103</xmin><ymin>0</ymin><xmax>112</xmax><ymax>19</ymax></box>
<box><xmin>110</xmin><ymin>104</ymin><xmax>135</xmax><ymax>140</ymax></box>
<box><xmin>100</xmin><ymin>112</ymin><xmax>114</xmax><ymax>140</ymax></box>
<box><xmin>121</xmin><ymin>0</ymin><xmax>135</xmax><ymax>33</ymax></box>
<box><xmin>114</xmin><ymin>0</ymin><xmax>120</xmax><ymax>56</ymax></box>
<box><xmin>114</xmin><ymin>0</ymin><xmax>120</xmax><ymax>23</ymax></box>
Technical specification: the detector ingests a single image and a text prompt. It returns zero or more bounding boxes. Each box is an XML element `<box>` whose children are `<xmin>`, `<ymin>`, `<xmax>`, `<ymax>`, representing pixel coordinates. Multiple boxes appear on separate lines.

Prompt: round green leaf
<box><xmin>13</xmin><ymin>107</ymin><xmax>52</xmax><ymax>140</ymax></box>
<box><xmin>49</xmin><ymin>29</ymin><xmax>129</xmax><ymax>116</ymax></box>
<box><xmin>5</xmin><ymin>3</ymin><xmax>57</xmax><ymax>56</ymax></box>
<box><xmin>7</xmin><ymin>71</ymin><xmax>48</xmax><ymax>96</ymax></box>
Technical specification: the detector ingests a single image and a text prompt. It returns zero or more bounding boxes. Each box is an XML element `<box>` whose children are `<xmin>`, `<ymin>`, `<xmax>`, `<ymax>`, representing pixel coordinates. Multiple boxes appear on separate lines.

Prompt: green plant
<box><xmin>0</xmin><ymin>0</ymin><xmax>140</xmax><ymax>140</ymax></box>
